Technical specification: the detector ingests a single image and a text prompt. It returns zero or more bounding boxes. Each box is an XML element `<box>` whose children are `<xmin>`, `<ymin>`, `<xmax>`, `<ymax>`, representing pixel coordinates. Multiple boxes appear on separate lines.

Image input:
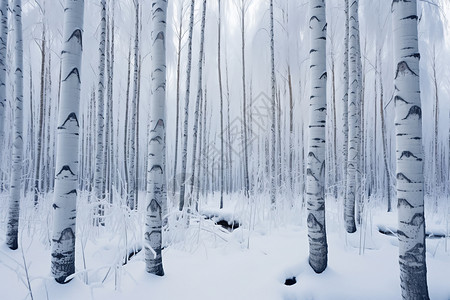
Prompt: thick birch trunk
<box><xmin>7</xmin><ymin>0</ymin><xmax>23</xmax><ymax>250</ymax></box>
<box><xmin>51</xmin><ymin>0</ymin><xmax>84</xmax><ymax>283</ymax></box>
<box><xmin>306</xmin><ymin>0</ymin><xmax>328</xmax><ymax>273</ymax></box>
<box><xmin>145</xmin><ymin>0</ymin><xmax>167</xmax><ymax>276</ymax></box>
<box><xmin>392</xmin><ymin>0</ymin><xmax>429</xmax><ymax>298</ymax></box>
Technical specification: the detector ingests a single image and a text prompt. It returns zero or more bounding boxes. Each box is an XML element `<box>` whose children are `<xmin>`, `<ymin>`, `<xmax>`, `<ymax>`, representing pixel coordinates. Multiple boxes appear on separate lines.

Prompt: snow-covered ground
<box><xmin>1</xmin><ymin>192</ymin><xmax>449</xmax><ymax>300</ymax></box>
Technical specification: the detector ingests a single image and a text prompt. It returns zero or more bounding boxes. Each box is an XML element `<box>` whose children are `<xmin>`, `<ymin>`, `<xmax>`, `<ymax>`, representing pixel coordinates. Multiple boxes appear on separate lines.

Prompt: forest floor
<box><xmin>1</xmin><ymin>192</ymin><xmax>450</xmax><ymax>300</ymax></box>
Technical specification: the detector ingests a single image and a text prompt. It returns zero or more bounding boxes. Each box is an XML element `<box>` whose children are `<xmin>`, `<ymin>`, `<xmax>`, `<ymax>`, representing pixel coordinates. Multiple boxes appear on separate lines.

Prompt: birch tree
<box><xmin>35</xmin><ymin>23</ymin><xmax>46</xmax><ymax>205</ymax></box>
<box><xmin>306</xmin><ymin>0</ymin><xmax>327</xmax><ymax>274</ymax></box>
<box><xmin>344</xmin><ymin>0</ymin><xmax>360</xmax><ymax>234</ymax></box>
<box><xmin>145</xmin><ymin>0</ymin><xmax>167</xmax><ymax>276</ymax></box>
<box><xmin>6</xmin><ymin>0</ymin><xmax>23</xmax><ymax>250</ymax></box>
<box><xmin>392</xmin><ymin>0</ymin><xmax>429</xmax><ymax>298</ymax></box>
<box><xmin>189</xmin><ymin>0</ymin><xmax>206</xmax><ymax>209</ymax></box>
<box><xmin>342</xmin><ymin>0</ymin><xmax>349</xmax><ymax>198</ymax></box>
<box><xmin>218</xmin><ymin>0</ymin><xmax>224</xmax><ymax>208</ymax></box>
<box><xmin>240</xmin><ymin>0</ymin><xmax>250</xmax><ymax>197</ymax></box>
<box><xmin>93</xmin><ymin>0</ymin><xmax>107</xmax><ymax>208</ymax></box>
<box><xmin>179</xmin><ymin>0</ymin><xmax>195</xmax><ymax>211</ymax></box>
<box><xmin>51</xmin><ymin>0</ymin><xmax>84</xmax><ymax>283</ymax></box>
<box><xmin>172</xmin><ymin>1</ymin><xmax>185</xmax><ymax>196</ymax></box>
<box><xmin>127</xmin><ymin>0</ymin><xmax>139</xmax><ymax>209</ymax></box>
<box><xmin>0</xmin><ymin>0</ymin><xmax>7</xmax><ymax>178</ymax></box>
<box><xmin>269</xmin><ymin>0</ymin><xmax>276</xmax><ymax>205</ymax></box>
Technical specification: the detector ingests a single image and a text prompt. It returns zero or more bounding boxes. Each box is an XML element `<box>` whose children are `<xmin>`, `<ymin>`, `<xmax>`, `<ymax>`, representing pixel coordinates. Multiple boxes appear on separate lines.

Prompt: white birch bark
<box><xmin>179</xmin><ymin>0</ymin><xmax>195</xmax><ymax>211</ymax></box>
<box><xmin>240</xmin><ymin>0</ymin><xmax>250</xmax><ymax>197</ymax></box>
<box><xmin>145</xmin><ymin>0</ymin><xmax>167</xmax><ymax>276</ymax></box>
<box><xmin>218</xmin><ymin>0</ymin><xmax>224</xmax><ymax>209</ymax></box>
<box><xmin>172</xmin><ymin>2</ymin><xmax>184</xmax><ymax>197</ymax></box>
<box><xmin>6</xmin><ymin>0</ymin><xmax>23</xmax><ymax>250</ymax></box>
<box><xmin>93</xmin><ymin>0</ymin><xmax>106</xmax><ymax>205</ymax></box>
<box><xmin>51</xmin><ymin>0</ymin><xmax>84</xmax><ymax>283</ymax></box>
<box><xmin>344</xmin><ymin>0</ymin><xmax>360</xmax><ymax>234</ymax></box>
<box><xmin>342</xmin><ymin>0</ymin><xmax>349</xmax><ymax>197</ymax></box>
<box><xmin>392</xmin><ymin>0</ymin><xmax>429</xmax><ymax>298</ymax></box>
<box><xmin>269</xmin><ymin>0</ymin><xmax>276</xmax><ymax>206</ymax></box>
<box><xmin>0</xmin><ymin>0</ymin><xmax>8</xmax><ymax>171</ymax></box>
<box><xmin>128</xmin><ymin>1</ymin><xmax>139</xmax><ymax>210</ymax></box>
<box><xmin>306</xmin><ymin>0</ymin><xmax>327</xmax><ymax>274</ymax></box>
<box><xmin>189</xmin><ymin>0</ymin><xmax>206</xmax><ymax>208</ymax></box>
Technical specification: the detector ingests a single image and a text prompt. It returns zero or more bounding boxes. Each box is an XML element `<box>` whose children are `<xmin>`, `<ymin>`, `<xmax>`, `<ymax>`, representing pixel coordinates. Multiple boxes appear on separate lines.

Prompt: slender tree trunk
<box><xmin>225</xmin><ymin>55</ymin><xmax>232</xmax><ymax>194</ymax></box>
<box><xmin>145</xmin><ymin>0</ymin><xmax>167</xmax><ymax>276</ymax></box>
<box><xmin>34</xmin><ymin>26</ymin><xmax>46</xmax><ymax>205</ymax></box>
<box><xmin>94</xmin><ymin>0</ymin><xmax>107</xmax><ymax>210</ymax></box>
<box><xmin>196</xmin><ymin>89</ymin><xmax>204</xmax><ymax>205</ymax></box>
<box><xmin>123</xmin><ymin>44</ymin><xmax>131</xmax><ymax>199</ymax></box>
<box><xmin>331</xmin><ymin>50</ymin><xmax>337</xmax><ymax>198</ymax></box>
<box><xmin>179</xmin><ymin>0</ymin><xmax>195</xmax><ymax>211</ymax></box>
<box><xmin>288</xmin><ymin>66</ymin><xmax>294</xmax><ymax>190</ymax></box>
<box><xmin>51</xmin><ymin>0</ymin><xmax>84</xmax><ymax>283</ymax></box>
<box><xmin>202</xmin><ymin>87</ymin><xmax>208</xmax><ymax>196</ymax></box>
<box><xmin>392</xmin><ymin>0</ymin><xmax>429</xmax><ymax>298</ymax></box>
<box><xmin>172</xmin><ymin>2</ymin><xmax>184</xmax><ymax>197</ymax></box>
<box><xmin>0</xmin><ymin>0</ymin><xmax>8</xmax><ymax>179</ymax></box>
<box><xmin>104</xmin><ymin>3</ymin><xmax>111</xmax><ymax>203</ymax></box>
<box><xmin>128</xmin><ymin>1</ymin><xmax>140</xmax><ymax>210</ymax></box>
<box><xmin>379</xmin><ymin>50</ymin><xmax>391</xmax><ymax>212</ymax></box>
<box><xmin>6</xmin><ymin>0</ymin><xmax>23</xmax><ymax>250</ymax></box>
<box><xmin>218</xmin><ymin>0</ymin><xmax>224</xmax><ymax>209</ymax></box>
<box><xmin>342</xmin><ymin>0</ymin><xmax>349</xmax><ymax>199</ymax></box>
<box><xmin>269</xmin><ymin>0</ymin><xmax>276</xmax><ymax>205</ymax></box>
<box><xmin>432</xmin><ymin>45</ymin><xmax>439</xmax><ymax>202</ymax></box>
<box><xmin>344</xmin><ymin>0</ymin><xmax>360</xmax><ymax>234</ymax></box>
<box><xmin>108</xmin><ymin>1</ymin><xmax>115</xmax><ymax>200</ymax></box>
<box><xmin>189</xmin><ymin>0</ymin><xmax>206</xmax><ymax>210</ymax></box>
<box><xmin>240</xmin><ymin>1</ymin><xmax>250</xmax><ymax>197</ymax></box>
<box><xmin>307</xmin><ymin>0</ymin><xmax>328</xmax><ymax>273</ymax></box>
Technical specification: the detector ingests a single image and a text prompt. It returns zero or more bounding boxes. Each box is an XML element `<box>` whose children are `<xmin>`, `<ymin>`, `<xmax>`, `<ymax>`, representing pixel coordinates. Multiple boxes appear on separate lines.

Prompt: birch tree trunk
<box><xmin>145</xmin><ymin>0</ymin><xmax>167</xmax><ymax>276</ymax></box>
<box><xmin>342</xmin><ymin>0</ymin><xmax>349</xmax><ymax>198</ymax></box>
<box><xmin>35</xmin><ymin>26</ymin><xmax>46</xmax><ymax>205</ymax></box>
<box><xmin>189</xmin><ymin>0</ymin><xmax>206</xmax><ymax>209</ymax></box>
<box><xmin>6</xmin><ymin>0</ymin><xmax>23</xmax><ymax>250</ymax></box>
<box><xmin>392</xmin><ymin>0</ymin><xmax>429</xmax><ymax>298</ymax></box>
<box><xmin>123</xmin><ymin>44</ymin><xmax>131</xmax><ymax>199</ymax></box>
<box><xmin>51</xmin><ymin>0</ymin><xmax>84</xmax><ymax>283</ymax></box>
<box><xmin>306</xmin><ymin>0</ymin><xmax>328</xmax><ymax>274</ymax></box>
<box><xmin>179</xmin><ymin>0</ymin><xmax>195</xmax><ymax>211</ymax></box>
<box><xmin>128</xmin><ymin>1</ymin><xmax>139</xmax><ymax>210</ymax></box>
<box><xmin>0</xmin><ymin>0</ymin><xmax>8</xmax><ymax>176</ymax></box>
<box><xmin>240</xmin><ymin>0</ymin><xmax>250</xmax><ymax>197</ymax></box>
<box><xmin>172</xmin><ymin>2</ymin><xmax>184</xmax><ymax>197</ymax></box>
<box><xmin>379</xmin><ymin>49</ymin><xmax>391</xmax><ymax>212</ymax></box>
<box><xmin>94</xmin><ymin>0</ymin><xmax>106</xmax><ymax>208</ymax></box>
<box><xmin>344</xmin><ymin>0</ymin><xmax>360</xmax><ymax>234</ymax></box>
<box><xmin>269</xmin><ymin>0</ymin><xmax>276</xmax><ymax>205</ymax></box>
<box><xmin>218</xmin><ymin>0</ymin><xmax>224</xmax><ymax>209</ymax></box>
